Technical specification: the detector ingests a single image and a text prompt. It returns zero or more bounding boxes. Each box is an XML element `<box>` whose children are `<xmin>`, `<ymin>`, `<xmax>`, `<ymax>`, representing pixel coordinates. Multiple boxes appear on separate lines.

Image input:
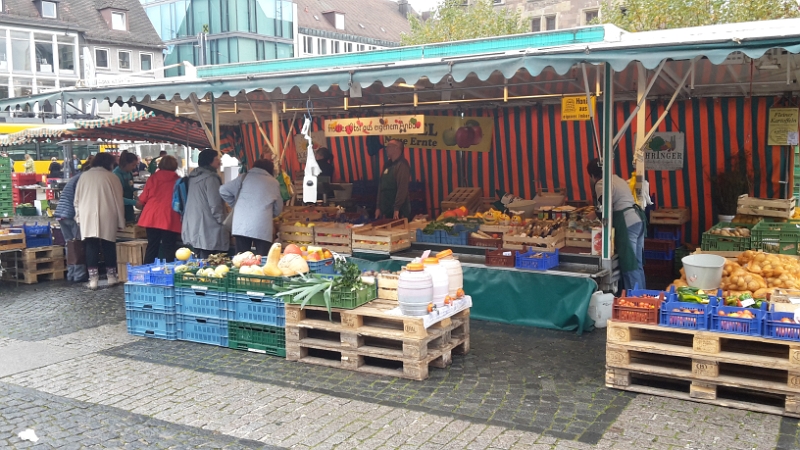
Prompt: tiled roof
<box><xmin>0</xmin><ymin>0</ymin><xmax>162</xmax><ymax>49</ymax></box>
<box><xmin>296</xmin><ymin>0</ymin><xmax>412</xmax><ymax>44</ymax></box>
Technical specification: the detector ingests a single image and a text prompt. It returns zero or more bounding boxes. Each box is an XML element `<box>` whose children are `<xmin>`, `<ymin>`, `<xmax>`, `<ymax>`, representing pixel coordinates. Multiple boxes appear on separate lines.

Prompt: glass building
<box><xmin>140</xmin><ymin>0</ymin><xmax>294</xmax><ymax>76</ymax></box>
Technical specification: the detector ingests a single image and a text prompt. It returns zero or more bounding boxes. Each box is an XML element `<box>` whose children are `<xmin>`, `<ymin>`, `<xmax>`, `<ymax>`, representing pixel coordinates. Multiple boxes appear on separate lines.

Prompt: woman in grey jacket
<box><xmin>220</xmin><ymin>158</ymin><xmax>283</xmax><ymax>255</ymax></box>
<box><xmin>181</xmin><ymin>149</ymin><xmax>229</xmax><ymax>259</ymax></box>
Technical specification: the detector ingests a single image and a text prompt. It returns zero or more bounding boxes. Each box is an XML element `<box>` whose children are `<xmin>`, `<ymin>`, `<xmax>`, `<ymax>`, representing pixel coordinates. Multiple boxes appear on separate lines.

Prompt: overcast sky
<box><xmin>402</xmin><ymin>0</ymin><xmax>442</xmax><ymax>13</ymax></box>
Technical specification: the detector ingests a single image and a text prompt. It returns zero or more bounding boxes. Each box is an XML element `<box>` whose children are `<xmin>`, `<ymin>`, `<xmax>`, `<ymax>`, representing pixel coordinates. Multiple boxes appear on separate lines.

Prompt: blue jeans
<box><xmin>623</xmin><ymin>221</ymin><xmax>646</xmax><ymax>291</ymax></box>
<box><xmin>59</xmin><ymin>218</ymin><xmax>87</xmax><ymax>281</ymax></box>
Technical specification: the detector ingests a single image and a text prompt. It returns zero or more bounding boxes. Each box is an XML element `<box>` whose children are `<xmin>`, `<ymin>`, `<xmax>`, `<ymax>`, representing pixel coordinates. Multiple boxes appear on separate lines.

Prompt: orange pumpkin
<box><xmin>456</xmin><ymin>288</ymin><xmax>465</xmax><ymax>299</ymax></box>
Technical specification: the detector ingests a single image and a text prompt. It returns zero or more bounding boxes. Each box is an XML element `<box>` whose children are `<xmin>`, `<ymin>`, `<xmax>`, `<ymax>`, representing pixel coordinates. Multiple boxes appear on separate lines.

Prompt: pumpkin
<box><xmin>278</xmin><ymin>253</ymin><xmax>309</xmax><ymax>276</ymax></box>
<box><xmin>263</xmin><ymin>243</ymin><xmax>283</xmax><ymax>277</ymax></box>
<box><xmin>284</xmin><ymin>244</ymin><xmax>302</xmax><ymax>256</ymax></box>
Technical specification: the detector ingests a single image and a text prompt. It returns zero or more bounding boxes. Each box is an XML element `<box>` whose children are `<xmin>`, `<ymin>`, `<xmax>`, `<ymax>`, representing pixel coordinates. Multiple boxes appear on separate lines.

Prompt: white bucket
<box><xmin>588</xmin><ymin>291</ymin><xmax>614</xmax><ymax>328</ymax></box>
<box><xmin>682</xmin><ymin>254</ymin><xmax>725</xmax><ymax>290</ymax></box>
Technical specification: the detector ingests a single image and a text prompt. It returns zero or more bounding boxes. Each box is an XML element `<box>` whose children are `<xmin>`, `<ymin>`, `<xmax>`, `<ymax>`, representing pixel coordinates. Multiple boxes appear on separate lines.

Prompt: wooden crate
<box><xmin>650</xmin><ymin>208</ymin><xmax>690</xmax><ymax>225</ymax></box>
<box><xmin>737</xmin><ymin>195</ymin><xmax>796</xmax><ymax>219</ymax></box>
<box><xmin>566</xmin><ymin>229</ymin><xmax>592</xmax><ymax>248</ymax></box>
<box><xmin>478</xmin><ymin>224</ymin><xmax>518</xmax><ymax>235</ymax></box>
<box><xmin>278</xmin><ymin>224</ymin><xmax>315</xmax><ymax>246</ymax></box>
<box><xmin>377</xmin><ymin>272</ymin><xmax>400</xmax><ymax>300</ymax></box>
<box><xmin>407</xmin><ymin>219</ymin><xmax>429</xmax><ymax>243</ymax></box>
<box><xmin>116</xmin><ymin>240</ymin><xmax>147</xmax><ymax>281</ymax></box>
<box><xmin>117</xmin><ymin>224</ymin><xmax>146</xmax><ymax>240</ymax></box>
<box><xmin>480</xmin><ymin>197</ymin><xmax>497</xmax><ymax>212</ymax></box>
<box><xmin>352</xmin><ymin>219</ymin><xmax>411</xmax><ymax>254</ymax></box>
<box><xmin>503</xmin><ymin>228</ymin><xmax>566</xmax><ymax>252</ymax></box>
<box><xmin>2</xmin><ymin>267</ymin><xmax>65</xmax><ymax>284</ymax></box>
<box><xmin>313</xmin><ymin>223</ymin><xmax>358</xmax><ymax>255</ymax></box>
<box><xmin>285</xmin><ymin>299</ymin><xmax>470</xmax><ymax>381</ymax></box>
<box><xmin>0</xmin><ymin>228</ymin><xmax>25</xmax><ymax>251</ymax></box>
<box><xmin>606</xmin><ymin>319</ymin><xmax>800</xmax><ymax>418</ymax></box>
<box><xmin>440</xmin><ymin>187</ymin><xmax>481</xmax><ymax>213</ymax></box>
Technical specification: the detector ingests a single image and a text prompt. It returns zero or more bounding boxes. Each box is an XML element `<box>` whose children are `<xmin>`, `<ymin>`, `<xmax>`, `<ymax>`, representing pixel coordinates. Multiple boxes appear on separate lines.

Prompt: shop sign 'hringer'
<box><xmin>643</xmin><ymin>132</ymin><xmax>685</xmax><ymax>171</ymax></box>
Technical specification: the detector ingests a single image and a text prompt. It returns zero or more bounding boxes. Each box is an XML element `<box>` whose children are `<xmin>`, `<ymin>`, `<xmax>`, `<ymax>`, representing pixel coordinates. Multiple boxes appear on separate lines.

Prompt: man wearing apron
<box><xmin>375</xmin><ymin>139</ymin><xmax>411</xmax><ymax>220</ymax></box>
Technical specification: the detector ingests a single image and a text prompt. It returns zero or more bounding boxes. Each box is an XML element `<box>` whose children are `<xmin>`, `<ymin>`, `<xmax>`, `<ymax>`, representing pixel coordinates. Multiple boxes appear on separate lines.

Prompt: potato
<box><xmin>748</xmin><ymin>281</ymin><xmax>761</xmax><ymax>291</ymax></box>
<box><xmin>754</xmin><ymin>288</ymin><xmax>770</xmax><ymax>298</ymax></box>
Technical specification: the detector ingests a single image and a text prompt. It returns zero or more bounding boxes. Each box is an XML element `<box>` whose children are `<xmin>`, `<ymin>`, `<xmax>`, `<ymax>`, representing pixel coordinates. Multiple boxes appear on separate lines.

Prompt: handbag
<box><xmin>66</xmin><ymin>239</ymin><xmax>85</xmax><ymax>266</ymax></box>
<box><xmin>223</xmin><ymin>173</ymin><xmax>247</xmax><ymax>233</ymax></box>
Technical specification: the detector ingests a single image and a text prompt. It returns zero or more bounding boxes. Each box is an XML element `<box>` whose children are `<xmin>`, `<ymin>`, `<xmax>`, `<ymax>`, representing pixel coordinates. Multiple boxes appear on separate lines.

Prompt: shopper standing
<box><xmin>149</xmin><ymin>150</ymin><xmax>166</xmax><ymax>174</ymax></box>
<box><xmin>113</xmin><ymin>152</ymin><xmax>139</xmax><ymax>223</ymax></box>
<box><xmin>375</xmin><ymin>139</ymin><xmax>411</xmax><ymax>220</ymax></box>
<box><xmin>182</xmin><ymin>149</ymin><xmax>229</xmax><ymax>259</ymax></box>
<box><xmin>137</xmin><ymin>156</ymin><xmax>182</xmax><ymax>264</ymax></box>
<box><xmin>220</xmin><ymin>159</ymin><xmax>283</xmax><ymax>255</ymax></box>
<box><xmin>74</xmin><ymin>153</ymin><xmax>125</xmax><ymax>289</ymax></box>
<box><xmin>586</xmin><ymin>158</ymin><xmax>647</xmax><ymax>290</ymax></box>
<box><xmin>23</xmin><ymin>154</ymin><xmax>35</xmax><ymax>173</ymax></box>
<box><xmin>48</xmin><ymin>157</ymin><xmax>63</xmax><ymax>178</ymax></box>
<box><xmin>54</xmin><ymin>156</ymin><xmax>93</xmax><ymax>283</ymax></box>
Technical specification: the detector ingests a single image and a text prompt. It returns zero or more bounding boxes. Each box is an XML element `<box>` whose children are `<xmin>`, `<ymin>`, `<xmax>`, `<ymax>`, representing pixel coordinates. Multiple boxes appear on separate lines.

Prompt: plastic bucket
<box><xmin>681</xmin><ymin>254</ymin><xmax>725</xmax><ymax>290</ymax></box>
<box><xmin>588</xmin><ymin>291</ymin><xmax>614</xmax><ymax>328</ymax></box>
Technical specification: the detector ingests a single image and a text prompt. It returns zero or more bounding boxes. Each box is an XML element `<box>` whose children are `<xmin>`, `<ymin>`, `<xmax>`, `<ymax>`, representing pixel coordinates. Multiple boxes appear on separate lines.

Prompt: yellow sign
<box><xmin>768</xmin><ymin>108</ymin><xmax>799</xmax><ymax>146</ymax></box>
<box><xmin>324</xmin><ymin>115</ymin><xmax>425</xmax><ymax>137</ymax></box>
<box><xmin>384</xmin><ymin>116</ymin><xmax>494</xmax><ymax>152</ymax></box>
<box><xmin>561</xmin><ymin>96</ymin><xmax>596</xmax><ymax>121</ymax></box>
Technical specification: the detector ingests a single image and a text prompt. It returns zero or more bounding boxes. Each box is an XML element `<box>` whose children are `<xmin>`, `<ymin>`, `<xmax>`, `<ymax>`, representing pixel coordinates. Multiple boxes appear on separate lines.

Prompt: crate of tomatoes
<box><xmin>612</xmin><ymin>289</ymin><xmax>664</xmax><ymax>324</ymax></box>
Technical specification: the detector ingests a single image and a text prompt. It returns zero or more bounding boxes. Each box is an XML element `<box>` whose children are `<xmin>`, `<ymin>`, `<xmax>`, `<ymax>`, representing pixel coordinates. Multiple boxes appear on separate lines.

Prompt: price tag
<box><xmin>421</xmin><ymin>250</ymin><xmax>431</xmax><ymax>260</ymax></box>
<box><xmin>740</xmin><ymin>299</ymin><xmax>755</xmax><ymax>307</ymax></box>
<box><xmin>502</xmin><ymin>251</ymin><xmax>512</xmax><ymax>256</ymax></box>
<box><xmin>789</xmin><ymin>132</ymin><xmax>799</xmax><ymax>146</ymax></box>
<box><xmin>789</xmin><ymin>296</ymin><xmax>800</xmax><ymax>304</ymax></box>
<box><xmin>794</xmin><ymin>308</ymin><xmax>800</xmax><ymax>324</ymax></box>
<box><xmin>191</xmin><ymin>285</ymin><xmax>208</xmax><ymax>291</ymax></box>
<box><xmin>246</xmin><ymin>291</ymin><xmax>265</xmax><ymax>297</ymax></box>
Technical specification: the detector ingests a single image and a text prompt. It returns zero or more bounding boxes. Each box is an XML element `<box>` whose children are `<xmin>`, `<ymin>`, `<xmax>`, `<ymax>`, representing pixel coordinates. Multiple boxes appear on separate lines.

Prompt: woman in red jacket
<box><xmin>137</xmin><ymin>156</ymin><xmax>182</xmax><ymax>264</ymax></box>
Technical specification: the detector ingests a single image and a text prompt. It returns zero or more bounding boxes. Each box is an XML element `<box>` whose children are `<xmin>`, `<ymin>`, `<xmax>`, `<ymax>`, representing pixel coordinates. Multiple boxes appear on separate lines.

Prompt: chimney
<box><xmin>398</xmin><ymin>0</ymin><xmax>409</xmax><ymax>17</ymax></box>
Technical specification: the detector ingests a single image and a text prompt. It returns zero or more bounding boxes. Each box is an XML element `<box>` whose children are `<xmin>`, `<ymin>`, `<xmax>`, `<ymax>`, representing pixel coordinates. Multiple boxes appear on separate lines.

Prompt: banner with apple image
<box><xmin>384</xmin><ymin>116</ymin><xmax>493</xmax><ymax>152</ymax></box>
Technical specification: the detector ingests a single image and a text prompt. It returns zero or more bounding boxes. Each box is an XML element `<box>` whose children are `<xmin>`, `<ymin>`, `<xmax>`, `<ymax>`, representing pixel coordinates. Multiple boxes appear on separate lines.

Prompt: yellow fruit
<box><xmin>294</xmin><ymin>222</ymin><xmax>304</xmax><ymax>227</ymax></box>
<box><xmin>264</xmin><ymin>243</ymin><xmax>283</xmax><ymax>277</ymax></box>
<box><xmin>176</xmin><ymin>247</ymin><xmax>192</xmax><ymax>261</ymax></box>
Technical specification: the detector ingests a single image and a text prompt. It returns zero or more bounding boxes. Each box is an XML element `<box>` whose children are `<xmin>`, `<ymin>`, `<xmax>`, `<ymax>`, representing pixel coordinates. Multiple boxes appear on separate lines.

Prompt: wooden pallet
<box><xmin>0</xmin><ymin>229</ymin><xmax>25</xmax><ymax>251</ymax></box>
<box><xmin>606</xmin><ymin>319</ymin><xmax>800</xmax><ymax>417</ymax></box>
<box><xmin>1</xmin><ymin>258</ymin><xmax>64</xmax><ymax>271</ymax></box>
<box><xmin>649</xmin><ymin>208</ymin><xmax>690</xmax><ymax>225</ymax></box>
<box><xmin>2</xmin><ymin>267</ymin><xmax>65</xmax><ymax>284</ymax></box>
<box><xmin>352</xmin><ymin>219</ymin><xmax>411</xmax><ymax>254</ymax></box>
<box><xmin>2</xmin><ymin>245</ymin><xmax>63</xmax><ymax>262</ymax></box>
<box><xmin>737</xmin><ymin>195</ymin><xmax>796</xmax><ymax>219</ymax></box>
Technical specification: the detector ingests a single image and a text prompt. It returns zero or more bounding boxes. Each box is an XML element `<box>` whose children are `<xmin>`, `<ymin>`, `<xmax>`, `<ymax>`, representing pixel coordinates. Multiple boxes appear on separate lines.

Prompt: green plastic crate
<box><xmin>700</xmin><ymin>223</ymin><xmax>753</xmax><ymax>252</ymax></box>
<box><xmin>751</xmin><ymin>221</ymin><xmax>800</xmax><ymax>255</ymax></box>
<box><xmin>280</xmin><ymin>277</ymin><xmax>377</xmax><ymax>309</ymax></box>
<box><xmin>174</xmin><ymin>269</ymin><xmax>228</xmax><ymax>291</ymax></box>
<box><xmin>228</xmin><ymin>321</ymin><xmax>286</xmax><ymax>357</ymax></box>
<box><xmin>227</xmin><ymin>269</ymin><xmax>290</xmax><ymax>295</ymax></box>
<box><xmin>17</xmin><ymin>205</ymin><xmax>38</xmax><ymax>216</ymax></box>
<box><xmin>674</xmin><ymin>246</ymin><xmax>692</xmax><ymax>276</ymax></box>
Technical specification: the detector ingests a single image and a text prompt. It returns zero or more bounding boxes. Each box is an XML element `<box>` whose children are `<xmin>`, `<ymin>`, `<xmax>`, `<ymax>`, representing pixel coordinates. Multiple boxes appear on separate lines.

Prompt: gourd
<box><xmin>263</xmin><ymin>243</ymin><xmax>283</xmax><ymax>277</ymax></box>
<box><xmin>278</xmin><ymin>254</ymin><xmax>310</xmax><ymax>276</ymax></box>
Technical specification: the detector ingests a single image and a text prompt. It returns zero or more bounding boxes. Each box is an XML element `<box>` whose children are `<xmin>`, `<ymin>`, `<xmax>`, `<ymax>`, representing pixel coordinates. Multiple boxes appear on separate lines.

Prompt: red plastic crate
<box><xmin>12</xmin><ymin>188</ymin><xmax>36</xmax><ymax>204</ymax></box>
<box><xmin>11</xmin><ymin>173</ymin><xmax>37</xmax><ymax>186</ymax></box>
<box><xmin>485</xmin><ymin>248</ymin><xmax>516</xmax><ymax>268</ymax></box>
<box><xmin>612</xmin><ymin>290</ymin><xmax>663</xmax><ymax>324</ymax></box>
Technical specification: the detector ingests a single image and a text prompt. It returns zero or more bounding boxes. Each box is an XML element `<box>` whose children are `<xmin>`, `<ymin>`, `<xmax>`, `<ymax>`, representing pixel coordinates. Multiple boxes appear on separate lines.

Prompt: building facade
<box><xmin>494</xmin><ymin>0</ymin><xmax>600</xmax><ymax>32</ymax></box>
<box><xmin>295</xmin><ymin>0</ymin><xmax>411</xmax><ymax>57</ymax></box>
<box><xmin>140</xmin><ymin>0</ymin><xmax>296</xmax><ymax>76</ymax></box>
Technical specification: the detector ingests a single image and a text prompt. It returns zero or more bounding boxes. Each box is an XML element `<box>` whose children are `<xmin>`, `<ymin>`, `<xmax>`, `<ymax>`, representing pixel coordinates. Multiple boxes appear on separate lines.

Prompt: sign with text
<box><xmin>293</xmin><ymin>130</ymin><xmax>326</xmax><ymax>162</ymax></box>
<box><xmin>637</xmin><ymin>132</ymin><xmax>685</xmax><ymax>171</ymax></box>
<box><xmin>561</xmin><ymin>96</ymin><xmax>596</xmax><ymax>121</ymax></box>
<box><xmin>768</xmin><ymin>108</ymin><xmax>800</xmax><ymax>146</ymax></box>
<box><xmin>324</xmin><ymin>115</ymin><xmax>424</xmax><ymax>137</ymax></box>
<box><xmin>384</xmin><ymin>116</ymin><xmax>494</xmax><ymax>152</ymax></box>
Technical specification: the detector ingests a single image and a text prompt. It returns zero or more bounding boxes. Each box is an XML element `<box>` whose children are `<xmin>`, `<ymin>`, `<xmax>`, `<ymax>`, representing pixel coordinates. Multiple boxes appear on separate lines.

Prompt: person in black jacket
<box><xmin>48</xmin><ymin>157</ymin><xmax>63</xmax><ymax>178</ymax></box>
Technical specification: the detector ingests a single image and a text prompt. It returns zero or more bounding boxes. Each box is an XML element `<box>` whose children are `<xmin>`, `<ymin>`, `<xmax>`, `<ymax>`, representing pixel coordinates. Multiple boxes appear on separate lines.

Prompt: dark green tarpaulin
<box><xmin>350</xmin><ymin>258</ymin><xmax>596</xmax><ymax>334</ymax></box>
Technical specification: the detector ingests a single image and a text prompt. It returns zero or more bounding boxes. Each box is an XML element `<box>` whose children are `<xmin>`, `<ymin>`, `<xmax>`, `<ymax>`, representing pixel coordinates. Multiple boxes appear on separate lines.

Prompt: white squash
<box><xmin>278</xmin><ymin>254</ymin><xmax>310</xmax><ymax>276</ymax></box>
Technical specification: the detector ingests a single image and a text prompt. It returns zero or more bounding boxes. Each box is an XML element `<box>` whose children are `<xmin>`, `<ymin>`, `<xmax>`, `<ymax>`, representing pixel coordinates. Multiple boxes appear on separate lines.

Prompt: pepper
<box><xmin>680</xmin><ymin>294</ymin><xmax>703</xmax><ymax>304</ymax></box>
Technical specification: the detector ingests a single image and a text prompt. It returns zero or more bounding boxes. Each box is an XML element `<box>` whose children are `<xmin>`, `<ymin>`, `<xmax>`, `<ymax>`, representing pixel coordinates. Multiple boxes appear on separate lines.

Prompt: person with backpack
<box><xmin>138</xmin><ymin>156</ymin><xmax>182</xmax><ymax>264</ymax></box>
<box><xmin>181</xmin><ymin>149</ymin><xmax>229</xmax><ymax>259</ymax></box>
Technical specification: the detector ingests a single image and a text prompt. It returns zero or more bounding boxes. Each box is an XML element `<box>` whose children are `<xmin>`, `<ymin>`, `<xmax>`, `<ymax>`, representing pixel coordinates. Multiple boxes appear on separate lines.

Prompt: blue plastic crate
<box><xmin>124</xmin><ymin>283</ymin><xmax>176</xmax><ymax>311</ymax></box>
<box><xmin>23</xmin><ymin>222</ymin><xmax>50</xmax><ymax>237</ymax></box>
<box><xmin>307</xmin><ymin>258</ymin><xmax>336</xmax><ymax>275</ymax></box>
<box><xmin>643</xmin><ymin>249</ymin><xmax>675</xmax><ymax>261</ymax></box>
<box><xmin>765</xmin><ymin>312</ymin><xmax>800</xmax><ymax>341</ymax></box>
<box><xmin>659</xmin><ymin>297</ymin><xmax>716</xmax><ymax>330</ymax></box>
<box><xmin>227</xmin><ymin>292</ymin><xmax>286</xmax><ymax>327</ymax></box>
<box><xmin>711</xmin><ymin>305</ymin><xmax>766</xmax><ymax>337</ymax></box>
<box><xmin>515</xmin><ymin>248</ymin><xmax>559</xmax><ymax>271</ymax></box>
<box><xmin>26</xmin><ymin>236</ymin><xmax>53</xmax><ymax>248</ymax></box>
<box><xmin>175</xmin><ymin>287</ymin><xmax>229</xmax><ymax>319</ymax></box>
<box><xmin>125</xmin><ymin>308</ymin><xmax>177</xmax><ymax>340</ymax></box>
<box><xmin>416</xmin><ymin>229</ymin><xmax>438</xmax><ymax>244</ymax></box>
<box><xmin>127</xmin><ymin>259</ymin><xmax>191</xmax><ymax>286</ymax></box>
<box><xmin>436</xmin><ymin>229</ymin><xmax>469</xmax><ymax>245</ymax></box>
<box><xmin>626</xmin><ymin>284</ymin><xmax>674</xmax><ymax>300</ymax></box>
<box><xmin>653</xmin><ymin>226</ymin><xmax>682</xmax><ymax>243</ymax></box>
<box><xmin>177</xmin><ymin>315</ymin><xmax>228</xmax><ymax>346</ymax></box>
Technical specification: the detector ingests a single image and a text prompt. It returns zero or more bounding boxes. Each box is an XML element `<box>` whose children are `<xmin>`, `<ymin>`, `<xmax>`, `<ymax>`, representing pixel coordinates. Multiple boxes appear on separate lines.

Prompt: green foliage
<box><xmin>598</xmin><ymin>0</ymin><xmax>800</xmax><ymax>32</ymax></box>
<box><xmin>400</xmin><ymin>0</ymin><xmax>528</xmax><ymax>45</ymax></box>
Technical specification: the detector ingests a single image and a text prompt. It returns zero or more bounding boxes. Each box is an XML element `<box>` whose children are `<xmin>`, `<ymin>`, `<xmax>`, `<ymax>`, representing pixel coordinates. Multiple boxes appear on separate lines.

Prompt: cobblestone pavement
<box><xmin>0</xmin><ymin>281</ymin><xmax>797</xmax><ymax>449</ymax></box>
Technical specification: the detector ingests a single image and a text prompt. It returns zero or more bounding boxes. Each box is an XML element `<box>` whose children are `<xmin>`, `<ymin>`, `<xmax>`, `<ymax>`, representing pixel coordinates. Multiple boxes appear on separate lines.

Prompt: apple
<box><xmin>335</xmin><ymin>124</ymin><xmax>343</xmax><ymax>133</ymax></box>
<box><xmin>470</xmin><ymin>125</ymin><xmax>483</xmax><ymax>145</ymax></box>
<box><xmin>442</xmin><ymin>129</ymin><xmax>457</xmax><ymax>146</ymax></box>
<box><xmin>455</xmin><ymin>127</ymin><xmax>475</xmax><ymax>148</ymax></box>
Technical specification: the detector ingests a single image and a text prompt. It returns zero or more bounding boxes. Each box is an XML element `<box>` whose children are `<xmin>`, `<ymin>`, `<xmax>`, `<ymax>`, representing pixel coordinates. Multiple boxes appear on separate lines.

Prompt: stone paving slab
<box><xmin>0</xmin><ymin>340</ymin><xmax>87</xmax><ymax>377</ymax></box>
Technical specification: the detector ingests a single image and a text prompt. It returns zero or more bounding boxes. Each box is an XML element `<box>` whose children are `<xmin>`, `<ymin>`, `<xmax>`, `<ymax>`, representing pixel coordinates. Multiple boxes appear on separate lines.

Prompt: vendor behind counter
<box><xmin>375</xmin><ymin>139</ymin><xmax>411</xmax><ymax>220</ymax></box>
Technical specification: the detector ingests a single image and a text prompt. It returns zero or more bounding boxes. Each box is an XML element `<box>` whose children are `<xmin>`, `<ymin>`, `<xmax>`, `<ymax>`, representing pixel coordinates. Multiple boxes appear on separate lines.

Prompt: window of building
<box><xmin>545</xmin><ymin>15</ymin><xmax>557</xmax><ymax>30</ymax></box>
<box><xmin>118</xmin><ymin>50</ymin><xmax>131</xmax><ymax>70</ymax></box>
<box><xmin>303</xmin><ymin>36</ymin><xmax>313</xmax><ymax>54</ymax></box>
<box><xmin>531</xmin><ymin>17</ymin><xmax>541</xmax><ymax>32</ymax></box>
<box><xmin>111</xmin><ymin>11</ymin><xmax>127</xmax><ymax>30</ymax></box>
<box><xmin>345</xmin><ymin>42</ymin><xmax>352</xmax><ymax>53</ymax></box>
<box><xmin>41</xmin><ymin>1</ymin><xmax>57</xmax><ymax>18</ymax></box>
<box><xmin>0</xmin><ymin>33</ymin><xmax>7</xmax><ymax>71</ymax></box>
<box><xmin>11</xmin><ymin>31</ymin><xmax>31</xmax><ymax>71</ymax></box>
<box><xmin>140</xmin><ymin>53</ymin><xmax>153</xmax><ymax>71</ymax></box>
<box><xmin>0</xmin><ymin>0</ymin><xmax>4</xmax><ymax>13</ymax></box>
<box><xmin>335</xmin><ymin>13</ymin><xmax>344</xmax><ymax>30</ymax></box>
<box><xmin>12</xmin><ymin>77</ymin><xmax>33</xmax><ymax>97</ymax></box>
<box><xmin>57</xmin><ymin>35</ymin><xmax>75</xmax><ymax>72</ymax></box>
<box><xmin>369</xmin><ymin>46</ymin><xmax>376</xmax><ymax>50</ymax></box>
<box><xmin>583</xmin><ymin>9</ymin><xmax>599</xmax><ymax>24</ymax></box>
<box><xmin>317</xmin><ymin>38</ymin><xmax>327</xmax><ymax>55</ymax></box>
<box><xmin>357</xmin><ymin>44</ymin><xmax>365</xmax><ymax>52</ymax></box>
<box><xmin>0</xmin><ymin>77</ymin><xmax>8</xmax><ymax>99</ymax></box>
<box><xmin>332</xmin><ymin>41</ymin><xmax>340</xmax><ymax>54</ymax></box>
<box><xmin>95</xmin><ymin>48</ymin><xmax>109</xmax><ymax>68</ymax></box>
<box><xmin>34</xmin><ymin>33</ymin><xmax>54</xmax><ymax>73</ymax></box>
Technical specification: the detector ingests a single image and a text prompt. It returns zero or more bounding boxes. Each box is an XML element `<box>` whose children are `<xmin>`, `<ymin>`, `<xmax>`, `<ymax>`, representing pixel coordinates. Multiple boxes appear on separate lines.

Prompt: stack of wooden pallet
<box><xmin>440</xmin><ymin>187</ymin><xmax>482</xmax><ymax>213</ymax></box>
<box><xmin>1</xmin><ymin>245</ymin><xmax>65</xmax><ymax>284</ymax></box>
<box><xmin>606</xmin><ymin>319</ymin><xmax>800</xmax><ymax>418</ymax></box>
<box><xmin>285</xmin><ymin>298</ymin><xmax>470</xmax><ymax>380</ymax></box>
